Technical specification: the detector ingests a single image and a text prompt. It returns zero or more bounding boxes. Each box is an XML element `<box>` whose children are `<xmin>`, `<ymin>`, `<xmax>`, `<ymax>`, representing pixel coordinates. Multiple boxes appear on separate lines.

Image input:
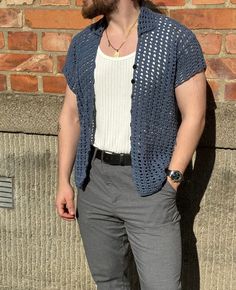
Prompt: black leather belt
<box><xmin>93</xmin><ymin>146</ymin><xmax>131</xmax><ymax>166</ymax></box>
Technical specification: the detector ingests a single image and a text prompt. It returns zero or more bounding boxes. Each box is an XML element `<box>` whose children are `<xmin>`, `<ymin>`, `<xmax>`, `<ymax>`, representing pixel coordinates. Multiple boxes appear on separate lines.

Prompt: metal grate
<box><xmin>0</xmin><ymin>176</ymin><xmax>14</xmax><ymax>209</ymax></box>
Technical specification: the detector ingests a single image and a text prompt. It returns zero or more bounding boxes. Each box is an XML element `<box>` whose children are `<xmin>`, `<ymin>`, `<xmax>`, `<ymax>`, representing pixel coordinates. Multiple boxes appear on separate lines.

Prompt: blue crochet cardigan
<box><xmin>62</xmin><ymin>5</ymin><xmax>207</xmax><ymax>196</ymax></box>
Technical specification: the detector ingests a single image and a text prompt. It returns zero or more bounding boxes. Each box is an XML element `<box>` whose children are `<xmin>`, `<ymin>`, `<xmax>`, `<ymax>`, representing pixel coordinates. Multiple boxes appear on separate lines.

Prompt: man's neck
<box><xmin>105</xmin><ymin>1</ymin><xmax>141</xmax><ymax>36</ymax></box>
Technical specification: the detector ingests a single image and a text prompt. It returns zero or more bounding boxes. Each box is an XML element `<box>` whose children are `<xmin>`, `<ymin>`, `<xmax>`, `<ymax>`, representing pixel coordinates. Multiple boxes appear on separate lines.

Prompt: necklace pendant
<box><xmin>114</xmin><ymin>50</ymin><xmax>120</xmax><ymax>57</ymax></box>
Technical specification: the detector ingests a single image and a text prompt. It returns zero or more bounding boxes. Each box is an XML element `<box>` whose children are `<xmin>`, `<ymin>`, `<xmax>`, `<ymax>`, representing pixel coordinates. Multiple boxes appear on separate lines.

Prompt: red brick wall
<box><xmin>0</xmin><ymin>0</ymin><xmax>235</xmax><ymax>100</ymax></box>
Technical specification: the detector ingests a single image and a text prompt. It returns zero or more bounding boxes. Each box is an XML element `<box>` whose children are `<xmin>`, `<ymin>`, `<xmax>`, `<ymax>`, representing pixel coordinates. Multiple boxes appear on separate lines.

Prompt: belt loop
<box><xmin>91</xmin><ymin>145</ymin><xmax>98</xmax><ymax>162</ymax></box>
<box><xmin>120</xmin><ymin>153</ymin><xmax>124</xmax><ymax>166</ymax></box>
<box><xmin>101</xmin><ymin>150</ymin><xmax>104</xmax><ymax>163</ymax></box>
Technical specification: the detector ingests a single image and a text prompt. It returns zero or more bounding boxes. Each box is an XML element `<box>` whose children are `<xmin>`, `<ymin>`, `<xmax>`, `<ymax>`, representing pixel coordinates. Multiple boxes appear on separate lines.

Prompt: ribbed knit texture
<box><xmin>62</xmin><ymin>5</ymin><xmax>207</xmax><ymax>196</ymax></box>
<box><xmin>93</xmin><ymin>46</ymin><xmax>136</xmax><ymax>153</ymax></box>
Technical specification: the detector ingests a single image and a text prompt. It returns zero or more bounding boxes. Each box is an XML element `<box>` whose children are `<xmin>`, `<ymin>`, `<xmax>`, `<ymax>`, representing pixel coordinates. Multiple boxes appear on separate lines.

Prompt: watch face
<box><xmin>171</xmin><ymin>171</ymin><xmax>182</xmax><ymax>181</ymax></box>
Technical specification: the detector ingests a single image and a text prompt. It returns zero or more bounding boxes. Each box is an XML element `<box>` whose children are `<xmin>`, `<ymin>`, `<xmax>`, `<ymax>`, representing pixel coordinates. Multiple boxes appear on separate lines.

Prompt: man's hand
<box><xmin>55</xmin><ymin>183</ymin><xmax>76</xmax><ymax>221</ymax></box>
<box><xmin>167</xmin><ymin>176</ymin><xmax>180</xmax><ymax>192</ymax></box>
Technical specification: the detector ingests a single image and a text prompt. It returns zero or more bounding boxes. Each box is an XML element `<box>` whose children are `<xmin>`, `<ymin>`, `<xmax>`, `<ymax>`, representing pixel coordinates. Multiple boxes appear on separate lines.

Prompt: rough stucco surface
<box><xmin>0</xmin><ymin>94</ymin><xmax>235</xmax><ymax>148</ymax></box>
<box><xmin>0</xmin><ymin>132</ymin><xmax>235</xmax><ymax>290</ymax></box>
<box><xmin>0</xmin><ymin>95</ymin><xmax>235</xmax><ymax>290</ymax></box>
<box><xmin>0</xmin><ymin>133</ymin><xmax>96</xmax><ymax>290</ymax></box>
<box><xmin>0</xmin><ymin>94</ymin><xmax>64</xmax><ymax>135</ymax></box>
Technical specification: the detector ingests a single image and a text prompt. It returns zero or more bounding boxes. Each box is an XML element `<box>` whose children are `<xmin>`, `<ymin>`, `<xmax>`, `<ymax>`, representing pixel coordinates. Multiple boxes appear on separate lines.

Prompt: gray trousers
<box><xmin>76</xmin><ymin>147</ymin><xmax>182</xmax><ymax>290</ymax></box>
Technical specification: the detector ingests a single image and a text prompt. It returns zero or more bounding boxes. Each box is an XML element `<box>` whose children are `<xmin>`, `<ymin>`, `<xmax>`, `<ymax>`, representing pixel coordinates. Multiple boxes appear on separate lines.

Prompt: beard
<box><xmin>81</xmin><ymin>0</ymin><xmax>119</xmax><ymax>19</ymax></box>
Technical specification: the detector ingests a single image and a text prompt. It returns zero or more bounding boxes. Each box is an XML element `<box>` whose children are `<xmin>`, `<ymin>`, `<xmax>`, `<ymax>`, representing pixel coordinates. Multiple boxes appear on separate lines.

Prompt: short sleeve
<box><xmin>62</xmin><ymin>37</ymin><xmax>78</xmax><ymax>94</ymax></box>
<box><xmin>175</xmin><ymin>34</ymin><xmax>207</xmax><ymax>88</ymax></box>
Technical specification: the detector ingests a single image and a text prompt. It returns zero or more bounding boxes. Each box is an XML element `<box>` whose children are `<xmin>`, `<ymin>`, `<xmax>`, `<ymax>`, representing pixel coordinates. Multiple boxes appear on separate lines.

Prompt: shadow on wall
<box><xmin>178</xmin><ymin>82</ymin><xmax>216</xmax><ymax>290</ymax></box>
<box><xmin>126</xmin><ymin>85</ymin><xmax>217</xmax><ymax>290</ymax></box>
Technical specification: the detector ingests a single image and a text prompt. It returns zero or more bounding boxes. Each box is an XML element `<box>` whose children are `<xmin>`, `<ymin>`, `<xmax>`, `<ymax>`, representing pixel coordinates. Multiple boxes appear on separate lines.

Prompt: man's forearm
<box><xmin>57</xmin><ymin>118</ymin><xmax>80</xmax><ymax>187</ymax></box>
<box><xmin>168</xmin><ymin>117</ymin><xmax>205</xmax><ymax>175</ymax></box>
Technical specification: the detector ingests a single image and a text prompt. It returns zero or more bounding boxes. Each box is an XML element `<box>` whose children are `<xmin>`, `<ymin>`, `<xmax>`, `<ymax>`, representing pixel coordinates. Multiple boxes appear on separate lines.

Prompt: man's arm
<box><xmin>167</xmin><ymin>71</ymin><xmax>206</xmax><ymax>190</ymax></box>
<box><xmin>55</xmin><ymin>84</ymin><xmax>80</xmax><ymax>221</ymax></box>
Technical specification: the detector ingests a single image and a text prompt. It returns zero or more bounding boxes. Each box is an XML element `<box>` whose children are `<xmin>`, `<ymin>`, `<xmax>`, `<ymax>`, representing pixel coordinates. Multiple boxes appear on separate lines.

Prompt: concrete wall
<box><xmin>0</xmin><ymin>92</ymin><xmax>235</xmax><ymax>290</ymax></box>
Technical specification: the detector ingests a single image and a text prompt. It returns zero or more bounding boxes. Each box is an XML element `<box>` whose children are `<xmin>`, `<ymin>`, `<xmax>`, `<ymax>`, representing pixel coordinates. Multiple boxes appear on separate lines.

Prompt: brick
<box><xmin>0</xmin><ymin>9</ymin><xmax>22</xmax><ymax>28</ymax></box>
<box><xmin>0</xmin><ymin>74</ymin><xmax>7</xmax><ymax>91</ymax></box>
<box><xmin>42</xmin><ymin>32</ymin><xmax>72</xmax><ymax>52</ymax></box>
<box><xmin>0</xmin><ymin>54</ymin><xmax>53</xmax><ymax>72</ymax></box>
<box><xmin>0</xmin><ymin>54</ymin><xmax>32</xmax><ymax>70</ymax></box>
<box><xmin>153</xmin><ymin>0</ymin><xmax>185</xmax><ymax>5</ymax></box>
<box><xmin>206</xmin><ymin>58</ymin><xmax>236</xmax><ymax>80</ymax></box>
<box><xmin>8</xmin><ymin>32</ymin><xmax>37</xmax><ymax>51</ymax></box>
<box><xmin>76</xmin><ymin>0</ymin><xmax>83</xmax><ymax>5</ymax></box>
<box><xmin>10</xmin><ymin>74</ymin><xmax>38</xmax><ymax>92</ymax></box>
<box><xmin>170</xmin><ymin>9</ymin><xmax>236</xmax><ymax>29</ymax></box>
<box><xmin>25</xmin><ymin>9</ymin><xmax>91</xmax><ymax>29</ymax></box>
<box><xmin>93</xmin><ymin>15</ymin><xmax>104</xmax><ymax>22</ymax></box>
<box><xmin>7</xmin><ymin>0</ymin><xmax>34</xmax><ymax>4</ymax></box>
<box><xmin>15</xmin><ymin>54</ymin><xmax>53</xmax><ymax>72</ymax></box>
<box><xmin>225</xmin><ymin>82</ymin><xmax>236</xmax><ymax>100</ymax></box>
<box><xmin>0</xmin><ymin>32</ymin><xmax>4</xmax><ymax>49</ymax></box>
<box><xmin>43</xmin><ymin>75</ymin><xmax>66</xmax><ymax>93</ymax></box>
<box><xmin>57</xmin><ymin>55</ymin><xmax>66</xmax><ymax>73</ymax></box>
<box><xmin>225</xmin><ymin>34</ymin><xmax>236</xmax><ymax>54</ymax></box>
<box><xmin>207</xmin><ymin>79</ymin><xmax>220</xmax><ymax>100</ymax></box>
<box><xmin>40</xmin><ymin>0</ymin><xmax>69</xmax><ymax>5</ymax></box>
<box><xmin>193</xmin><ymin>0</ymin><xmax>224</xmax><ymax>3</ymax></box>
<box><xmin>195</xmin><ymin>33</ymin><xmax>222</xmax><ymax>54</ymax></box>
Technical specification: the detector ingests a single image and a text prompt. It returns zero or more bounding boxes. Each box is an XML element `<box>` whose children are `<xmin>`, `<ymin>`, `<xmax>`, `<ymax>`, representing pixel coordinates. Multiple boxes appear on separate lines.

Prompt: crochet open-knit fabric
<box><xmin>62</xmin><ymin>5</ymin><xmax>207</xmax><ymax>196</ymax></box>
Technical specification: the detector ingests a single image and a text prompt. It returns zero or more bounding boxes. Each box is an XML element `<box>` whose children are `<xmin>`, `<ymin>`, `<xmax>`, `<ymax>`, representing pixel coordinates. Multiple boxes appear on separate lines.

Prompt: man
<box><xmin>56</xmin><ymin>0</ymin><xmax>206</xmax><ymax>289</ymax></box>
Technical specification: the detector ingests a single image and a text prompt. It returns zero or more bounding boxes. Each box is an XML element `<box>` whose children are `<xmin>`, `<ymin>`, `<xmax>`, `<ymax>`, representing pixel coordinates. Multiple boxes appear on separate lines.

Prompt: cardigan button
<box><xmin>131</xmin><ymin>79</ymin><xmax>135</xmax><ymax>84</ymax></box>
<box><xmin>133</xmin><ymin>64</ymin><xmax>137</xmax><ymax>69</ymax></box>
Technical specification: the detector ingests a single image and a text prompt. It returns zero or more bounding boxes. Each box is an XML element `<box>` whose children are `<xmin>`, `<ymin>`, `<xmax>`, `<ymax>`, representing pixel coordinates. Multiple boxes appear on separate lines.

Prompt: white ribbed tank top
<box><xmin>93</xmin><ymin>46</ymin><xmax>136</xmax><ymax>153</ymax></box>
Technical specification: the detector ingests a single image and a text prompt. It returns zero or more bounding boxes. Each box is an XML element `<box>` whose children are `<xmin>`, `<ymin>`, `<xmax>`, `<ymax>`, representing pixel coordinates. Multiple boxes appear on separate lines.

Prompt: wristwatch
<box><xmin>165</xmin><ymin>169</ymin><xmax>183</xmax><ymax>183</ymax></box>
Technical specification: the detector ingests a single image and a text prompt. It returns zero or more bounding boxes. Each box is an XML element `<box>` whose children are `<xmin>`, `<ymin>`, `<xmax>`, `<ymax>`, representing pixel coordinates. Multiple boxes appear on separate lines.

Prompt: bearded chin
<box><xmin>81</xmin><ymin>0</ymin><xmax>119</xmax><ymax>19</ymax></box>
